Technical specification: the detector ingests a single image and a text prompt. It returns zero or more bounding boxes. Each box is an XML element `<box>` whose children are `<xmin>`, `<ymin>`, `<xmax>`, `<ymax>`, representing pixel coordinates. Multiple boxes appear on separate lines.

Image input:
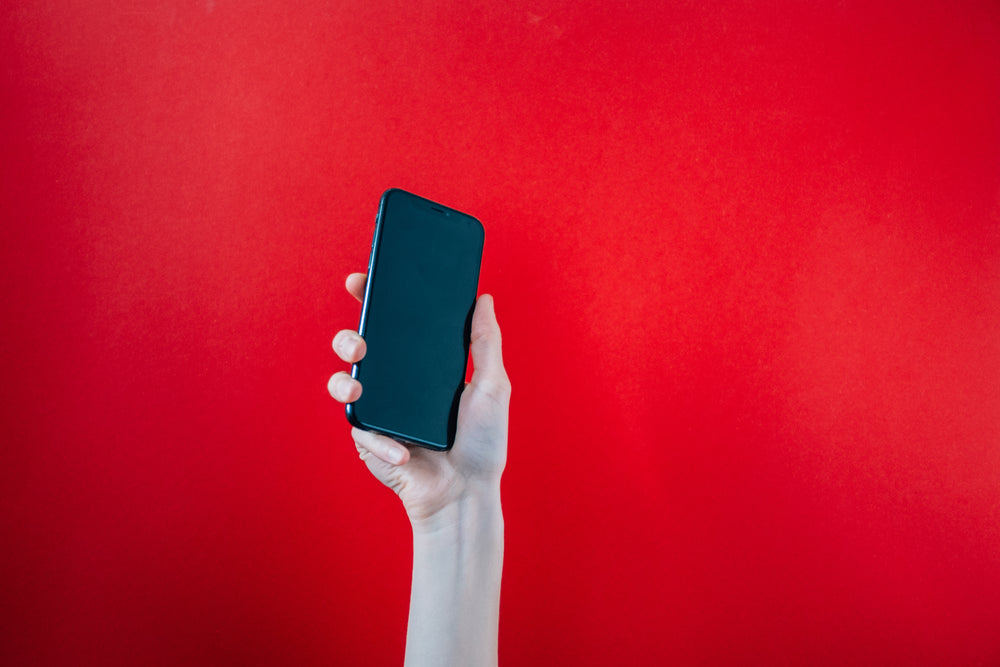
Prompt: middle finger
<box><xmin>332</xmin><ymin>330</ymin><xmax>367</xmax><ymax>363</ymax></box>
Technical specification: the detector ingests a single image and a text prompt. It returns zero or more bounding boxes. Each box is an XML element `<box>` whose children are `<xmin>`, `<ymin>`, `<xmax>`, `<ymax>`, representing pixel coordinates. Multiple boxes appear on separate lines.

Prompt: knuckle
<box><xmin>482</xmin><ymin>374</ymin><xmax>512</xmax><ymax>401</ymax></box>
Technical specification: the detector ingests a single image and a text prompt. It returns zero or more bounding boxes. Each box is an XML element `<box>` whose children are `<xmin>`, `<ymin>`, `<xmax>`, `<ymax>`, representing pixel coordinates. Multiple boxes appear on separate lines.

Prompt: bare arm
<box><xmin>404</xmin><ymin>486</ymin><xmax>503</xmax><ymax>666</ymax></box>
<box><xmin>329</xmin><ymin>273</ymin><xmax>510</xmax><ymax>667</ymax></box>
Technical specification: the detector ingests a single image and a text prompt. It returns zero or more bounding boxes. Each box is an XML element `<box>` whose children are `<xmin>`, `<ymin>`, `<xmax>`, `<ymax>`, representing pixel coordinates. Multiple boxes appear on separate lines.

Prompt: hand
<box><xmin>328</xmin><ymin>272</ymin><xmax>510</xmax><ymax>527</ymax></box>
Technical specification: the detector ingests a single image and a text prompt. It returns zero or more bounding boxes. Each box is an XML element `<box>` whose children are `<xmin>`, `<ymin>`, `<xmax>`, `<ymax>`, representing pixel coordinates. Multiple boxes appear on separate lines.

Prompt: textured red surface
<box><xmin>2</xmin><ymin>1</ymin><xmax>999</xmax><ymax>664</ymax></box>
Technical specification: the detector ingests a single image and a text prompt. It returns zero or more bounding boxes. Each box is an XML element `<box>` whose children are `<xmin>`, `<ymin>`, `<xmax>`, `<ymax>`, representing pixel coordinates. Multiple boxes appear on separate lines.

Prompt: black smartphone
<box><xmin>346</xmin><ymin>189</ymin><xmax>485</xmax><ymax>451</ymax></box>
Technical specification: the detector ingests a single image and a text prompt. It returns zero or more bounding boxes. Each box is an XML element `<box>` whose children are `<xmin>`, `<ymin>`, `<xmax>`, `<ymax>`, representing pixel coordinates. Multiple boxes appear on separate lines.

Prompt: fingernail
<box><xmin>387</xmin><ymin>447</ymin><xmax>404</xmax><ymax>464</ymax></box>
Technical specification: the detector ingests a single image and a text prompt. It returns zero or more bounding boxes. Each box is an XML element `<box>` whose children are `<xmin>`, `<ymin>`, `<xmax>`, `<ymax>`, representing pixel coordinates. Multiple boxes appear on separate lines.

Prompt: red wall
<box><xmin>3</xmin><ymin>1</ymin><xmax>999</xmax><ymax>664</ymax></box>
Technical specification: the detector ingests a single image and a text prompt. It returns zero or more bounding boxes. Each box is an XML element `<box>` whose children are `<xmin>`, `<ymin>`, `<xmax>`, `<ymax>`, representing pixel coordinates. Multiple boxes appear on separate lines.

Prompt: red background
<box><xmin>3</xmin><ymin>1</ymin><xmax>999</xmax><ymax>664</ymax></box>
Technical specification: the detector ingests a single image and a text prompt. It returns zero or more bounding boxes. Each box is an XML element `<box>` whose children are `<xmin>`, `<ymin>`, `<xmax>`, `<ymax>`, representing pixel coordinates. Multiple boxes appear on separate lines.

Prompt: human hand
<box><xmin>328</xmin><ymin>272</ymin><xmax>510</xmax><ymax>527</ymax></box>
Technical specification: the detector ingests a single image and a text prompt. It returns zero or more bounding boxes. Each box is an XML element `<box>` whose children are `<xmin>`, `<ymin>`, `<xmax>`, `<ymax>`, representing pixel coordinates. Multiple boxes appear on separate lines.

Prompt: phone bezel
<box><xmin>345</xmin><ymin>188</ymin><xmax>484</xmax><ymax>451</ymax></box>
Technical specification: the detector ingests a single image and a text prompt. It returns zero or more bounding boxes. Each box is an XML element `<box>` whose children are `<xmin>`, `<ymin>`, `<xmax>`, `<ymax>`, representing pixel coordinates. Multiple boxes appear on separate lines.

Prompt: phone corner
<box><xmin>344</xmin><ymin>402</ymin><xmax>362</xmax><ymax>430</ymax></box>
<box><xmin>379</xmin><ymin>187</ymin><xmax>404</xmax><ymax>204</ymax></box>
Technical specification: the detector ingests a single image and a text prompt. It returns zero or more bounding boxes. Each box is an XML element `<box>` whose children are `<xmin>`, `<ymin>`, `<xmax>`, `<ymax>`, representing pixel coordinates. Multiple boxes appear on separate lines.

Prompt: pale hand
<box><xmin>328</xmin><ymin>272</ymin><xmax>510</xmax><ymax>527</ymax></box>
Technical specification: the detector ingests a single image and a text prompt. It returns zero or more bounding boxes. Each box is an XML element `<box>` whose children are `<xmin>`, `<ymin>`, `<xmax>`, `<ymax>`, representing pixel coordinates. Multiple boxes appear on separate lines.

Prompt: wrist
<box><xmin>404</xmin><ymin>481</ymin><xmax>503</xmax><ymax>667</ymax></box>
<box><xmin>409</xmin><ymin>481</ymin><xmax>503</xmax><ymax>538</ymax></box>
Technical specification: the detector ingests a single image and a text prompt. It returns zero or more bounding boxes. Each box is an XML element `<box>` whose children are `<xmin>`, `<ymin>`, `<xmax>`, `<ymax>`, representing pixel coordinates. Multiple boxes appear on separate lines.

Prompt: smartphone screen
<box><xmin>346</xmin><ymin>189</ymin><xmax>484</xmax><ymax>450</ymax></box>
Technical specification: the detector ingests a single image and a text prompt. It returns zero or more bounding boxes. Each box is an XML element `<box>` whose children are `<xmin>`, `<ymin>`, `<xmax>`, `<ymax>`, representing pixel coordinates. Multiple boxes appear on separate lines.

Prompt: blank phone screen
<box><xmin>349</xmin><ymin>189</ymin><xmax>484</xmax><ymax>449</ymax></box>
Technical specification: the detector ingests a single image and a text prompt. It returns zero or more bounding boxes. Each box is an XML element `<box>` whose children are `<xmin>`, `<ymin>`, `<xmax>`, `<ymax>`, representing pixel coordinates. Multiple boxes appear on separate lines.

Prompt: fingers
<box><xmin>353</xmin><ymin>427</ymin><xmax>409</xmax><ymax>466</ymax></box>
<box><xmin>345</xmin><ymin>272</ymin><xmax>366</xmax><ymax>303</ymax></box>
<box><xmin>469</xmin><ymin>294</ymin><xmax>511</xmax><ymax>400</ymax></box>
<box><xmin>328</xmin><ymin>371</ymin><xmax>362</xmax><ymax>403</ymax></box>
<box><xmin>329</xmin><ymin>288</ymin><xmax>367</xmax><ymax>403</ymax></box>
<box><xmin>338</xmin><ymin>273</ymin><xmax>408</xmax><ymax>468</ymax></box>
<box><xmin>332</xmin><ymin>329</ymin><xmax>366</xmax><ymax>363</ymax></box>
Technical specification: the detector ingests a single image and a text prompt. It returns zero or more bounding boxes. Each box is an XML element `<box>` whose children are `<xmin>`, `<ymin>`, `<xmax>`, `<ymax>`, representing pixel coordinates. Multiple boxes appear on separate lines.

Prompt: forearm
<box><xmin>404</xmin><ymin>485</ymin><xmax>504</xmax><ymax>667</ymax></box>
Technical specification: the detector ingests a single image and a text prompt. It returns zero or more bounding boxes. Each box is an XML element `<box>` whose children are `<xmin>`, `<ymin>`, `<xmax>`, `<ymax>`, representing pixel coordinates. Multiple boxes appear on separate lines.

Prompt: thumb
<box><xmin>469</xmin><ymin>294</ymin><xmax>510</xmax><ymax>400</ymax></box>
